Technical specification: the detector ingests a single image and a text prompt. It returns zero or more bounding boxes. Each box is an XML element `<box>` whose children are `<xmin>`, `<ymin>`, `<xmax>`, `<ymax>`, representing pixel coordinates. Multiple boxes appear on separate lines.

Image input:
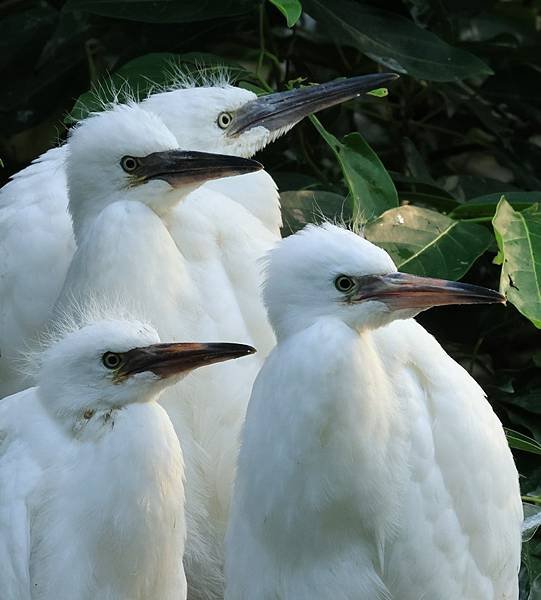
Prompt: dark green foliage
<box><xmin>1</xmin><ymin>0</ymin><xmax>540</xmax><ymax>593</ymax></box>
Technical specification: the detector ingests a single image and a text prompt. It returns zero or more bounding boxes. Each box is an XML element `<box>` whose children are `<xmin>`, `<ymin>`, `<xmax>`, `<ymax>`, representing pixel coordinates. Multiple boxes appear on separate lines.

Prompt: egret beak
<box><xmin>115</xmin><ymin>342</ymin><xmax>256</xmax><ymax>381</ymax></box>
<box><xmin>227</xmin><ymin>73</ymin><xmax>399</xmax><ymax>137</ymax></box>
<box><xmin>135</xmin><ymin>150</ymin><xmax>263</xmax><ymax>187</ymax></box>
<box><xmin>352</xmin><ymin>273</ymin><xmax>505</xmax><ymax>310</ymax></box>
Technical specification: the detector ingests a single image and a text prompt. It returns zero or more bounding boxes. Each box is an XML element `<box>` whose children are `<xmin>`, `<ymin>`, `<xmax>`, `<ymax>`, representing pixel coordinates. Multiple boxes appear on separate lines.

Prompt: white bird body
<box><xmin>0</xmin><ymin>147</ymin><xmax>75</xmax><ymax>397</ymax></box>
<box><xmin>226</xmin><ymin>224</ymin><xmax>522</xmax><ymax>600</ymax></box>
<box><xmin>0</xmin><ymin>73</ymin><xmax>400</xmax><ymax>599</ymax></box>
<box><xmin>0</xmin><ymin>71</ymin><xmax>393</xmax><ymax>400</ymax></box>
<box><xmin>0</xmin><ymin>319</ymin><xmax>189</xmax><ymax>600</ymax></box>
<box><xmin>0</xmin><ymin>93</ymin><xmax>280</xmax><ymax>400</ymax></box>
<box><xmin>47</xmin><ymin>103</ymin><xmax>270</xmax><ymax>598</ymax></box>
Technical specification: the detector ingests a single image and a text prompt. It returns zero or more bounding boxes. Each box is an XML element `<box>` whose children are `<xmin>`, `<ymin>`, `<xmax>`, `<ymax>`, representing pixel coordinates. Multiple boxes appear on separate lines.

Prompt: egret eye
<box><xmin>334</xmin><ymin>275</ymin><xmax>356</xmax><ymax>293</ymax></box>
<box><xmin>102</xmin><ymin>352</ymin><xmax>123</xmax><ymax>370</ymax></box>
<box><xmin>217</xmin><ymin>112</ymin><xmax>233</xmax><ymax>129</ymax></box>
<box><xmin>120</xmin><ymin>156</ymin><xmax>139</xmax><ymax>173</ymax></box>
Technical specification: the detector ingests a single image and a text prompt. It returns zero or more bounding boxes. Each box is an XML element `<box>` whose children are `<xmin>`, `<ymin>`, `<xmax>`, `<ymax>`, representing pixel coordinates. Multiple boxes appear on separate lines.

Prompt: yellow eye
<box><xmin>217</xmin><ymin>112</ymin><xmax>233</xmax><ymax>129</ymax></box>
<box><xmin>120</xmin><ymin>156</ymin><xmax>139</xmax><ymax>173</ymax></box>
<box><xmin>102</xmin><ymin>352</ymin><xmax>123</xmax><ymax>370</ymax></box>
<box><xmin>334</xmin><ymin>275</ymin><xmax>356</xmax><ymax>293</ymax></box>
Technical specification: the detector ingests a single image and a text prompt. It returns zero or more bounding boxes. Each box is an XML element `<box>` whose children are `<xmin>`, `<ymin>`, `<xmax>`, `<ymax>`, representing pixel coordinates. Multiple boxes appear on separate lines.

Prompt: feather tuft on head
<box><xmin>16</xmin><ymin>294</ymin><xmax>152</xmax><ymax>380</ymax></box>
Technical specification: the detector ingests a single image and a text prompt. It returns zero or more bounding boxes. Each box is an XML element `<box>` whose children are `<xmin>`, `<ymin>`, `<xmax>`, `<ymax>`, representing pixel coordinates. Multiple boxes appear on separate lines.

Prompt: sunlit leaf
<box><xmin>493</xmin><ymin>198</ymin><xmax>541</xmax><ymax>328</ymax></box>
<box><xmin>310</xmin><ymin>116</ymin><xmax>397</xmax><ymax>222</ymax></box>
<box><xmin>367</xmin><ymin>87</ymin><xmax>388</xmax><ymax>98</ymax></box>
<box><xmin>364</xmin><ymin>205</ymin><xmax>491</xmax><ymax>279</ymax></box>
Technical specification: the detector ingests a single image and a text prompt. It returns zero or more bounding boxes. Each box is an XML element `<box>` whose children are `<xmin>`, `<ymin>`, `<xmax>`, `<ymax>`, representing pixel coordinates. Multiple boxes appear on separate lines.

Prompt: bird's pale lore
<box><xmin>0</xmin><ymin>317</ymin><xmax>255</xmax><ymax>600</ymax></box>
<box><xmin>225</xmin><ymin>224</ymin><xmax>522</xmax><ymax>600</ymax></box>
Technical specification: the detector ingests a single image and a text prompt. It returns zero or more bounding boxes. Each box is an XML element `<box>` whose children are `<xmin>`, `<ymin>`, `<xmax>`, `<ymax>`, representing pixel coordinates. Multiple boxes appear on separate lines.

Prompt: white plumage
<box><xmin>0</xmin><ymin>84</ymin><xmax>281</xmax><ymax>400</ymax></box>
<box><xmin>0</xmin><ymin>72</ymin><xmax>398</xmax><ymax>599</ymax></box>
<box><xmin>50</xmin><ymin>102</ymin><xmax>269</xmax><ymax>599</ymax></box>
<box><xmin>0</xmin><ymin>315</ymin><xmax>253</xmax><ymax>600</ymax></box>
<box><xmin>226</xmin><ymin>224</ymin><xmax>523</xmax><ymax>600</ymax></box>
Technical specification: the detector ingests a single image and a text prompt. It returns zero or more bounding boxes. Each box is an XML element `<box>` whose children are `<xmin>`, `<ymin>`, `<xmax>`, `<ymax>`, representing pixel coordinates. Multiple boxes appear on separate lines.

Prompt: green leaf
<box><xmin>398</xmin><ymin>191</ymin><xmax>459</xmax><ymax>212</ymax></box>
<box><xmin>364</xmin><ymin>205</ymin><xmax>491</xmax><ymax>279</ymax></box>
<box><xmin>493</xmin><ymin>198</ymin><xmax>541</xmax><ymax>328</ymax></box>
<box><xmin>367</xmin><ymin>87</ymin><xmax>388</xmax><ymax>98</ymax></box>
<box><xmin>67</xmin><ymin>52</ymin><xmax>252</xmax><ymax>122</ymax></box>
<box><xmin>268</xmin><ymin>0</ymin><xmax>302</xmax><ymax>27</ymax></box>
<box><xmin>450</xmin><ymin>192</ymin><xmax>541</xmax><ymax>220</ymax></box>
<box><xmin>63</xmin><ymin>0</ymin><xmax>255</xmax><ymax>23</ymax></box>
<box><xmin>505</xmin><ymin>429</ymin><xmax>541</xmax><ymax>455</ymax></box>
<box><xmin>310</xmin><ymin>116</ymin><xmax>397</xmax><ymax>222</ymax></box>
<box><xmin>302</xmin><ymin>0</ymin><xmax>492</xmax><ymax>81</ymax></box>
<box><xmin>280</xmin><ymin>190</ymin><xmax>349</xmax><ymax>235</ymax></box>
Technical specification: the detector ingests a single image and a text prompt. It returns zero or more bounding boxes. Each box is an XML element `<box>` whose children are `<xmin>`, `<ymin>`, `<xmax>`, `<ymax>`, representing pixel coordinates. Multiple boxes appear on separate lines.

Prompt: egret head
<box><xmin>264</xmin><ymin>224</ymin><xmax>504</xmax><ymax>338</ymax></box>
<box><xmin>142</xmin><ymin>73</ymin><xmax>399</xmax><ymax>158</ymax></box>
<box><xmin>37</xmin><ymin>318</ymin><xmax>255</xmax><ymax>421</ymax></box>
<box><xmin>66</xmin><ymin>103</ymin><xmax>262</xmax><ymax>238</ymax></box>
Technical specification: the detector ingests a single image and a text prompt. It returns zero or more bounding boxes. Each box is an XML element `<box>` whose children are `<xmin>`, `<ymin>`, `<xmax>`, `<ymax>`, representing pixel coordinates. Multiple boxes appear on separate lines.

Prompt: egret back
<box><xmin>0</xmin><ymin>387</ymin><xmax>47</xmax><ymax>599</ymax></box>
<box><xmin>0</xmin><ymin>147</ymin><xmax>74</xmax><ymax>397</ymax></box>
<box><xmin>226</xmin><ymin>317</ymin><xmax>522</xmax><ymax>600</ymax></box>
<box><xmin>375</xmin><ymin>319</ymin><xmax>522</xmax><ymax>600</ymax></box>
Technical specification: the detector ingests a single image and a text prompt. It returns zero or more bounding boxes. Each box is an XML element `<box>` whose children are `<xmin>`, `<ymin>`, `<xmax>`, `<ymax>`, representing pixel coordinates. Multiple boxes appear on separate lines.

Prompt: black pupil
<box><xmin>104</xmin><ymin>353</ymin><xmax>120</xmax><ymax>368</ymax></box>
<box><xmin>124</xmin><ymin>158</ymin><xmax>136</xmax><ymax>170</ymax></box>
<box><xmin>338</xmin><ymin>277</ymin><xmax>352</xmax><ymax>291</ymax></box>
<box><xmin>221</xmin><ymin>114</ymin><xmax>230</xmax><ymax>125</ymax></box>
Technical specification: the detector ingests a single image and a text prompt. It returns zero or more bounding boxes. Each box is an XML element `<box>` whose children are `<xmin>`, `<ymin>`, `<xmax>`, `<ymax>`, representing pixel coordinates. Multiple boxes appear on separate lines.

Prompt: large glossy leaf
<box><xmin>63</xmin><ymin>0</ymin><xmax>254</xmax><ymax>23</ymax></box>
<box><xmin>302</xmin><ymin>0</ymin><xmax>491</xmax><ymax>81</ymax></box>
<box><xmin>68</xmin><ymin>52</ymin><xmax>252</xmax><ymax>122</ymax></box>
<box><xmin>280</xmin><ymin>190</ymin><xmax>349</xmax><ymax>235</ymax></box>
<box><xmin>364</xmin><ymin>205</ymin><xmax>491</xmax><ymax>279</ymax></box>
<box><xmin>269</xmin><ymin>0</ymin><xmax>302</xmax><ymax>27</ymax></box>
<box><xmin>493</xmin><ymin>198</ymin><xmax>541</xmax><ymax>328</ymax></box>
<box><xmin>450</xmin><ymin>192</ymin><xmax>541</xmax><ymax>219</ymax></box>
<box><xmin>311</xmin><ymin>116</ymin><xmax>397</xmax><ymax>222</ymax></box>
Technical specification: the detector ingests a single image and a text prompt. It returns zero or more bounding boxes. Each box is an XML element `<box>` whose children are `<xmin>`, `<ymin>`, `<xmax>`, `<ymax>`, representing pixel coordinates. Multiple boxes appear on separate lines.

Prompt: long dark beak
<box><xmin>227</xmin><ymin>73</ymin><xmax>399</xmax><ymax>137</ymax></box>
<box><xmin>352</xmin><ymin>272</ymin><xmax>505</xmax><ymax>310</ymax></box>
<box><xmin>116</xmin><ymin>342</ymin><xmax>256</xmax><ymax>381</ymax></box>
<box><xmin>135</xmin><ymin>150</ymin><xmax>263</xmax><ymax>187</ymax></box>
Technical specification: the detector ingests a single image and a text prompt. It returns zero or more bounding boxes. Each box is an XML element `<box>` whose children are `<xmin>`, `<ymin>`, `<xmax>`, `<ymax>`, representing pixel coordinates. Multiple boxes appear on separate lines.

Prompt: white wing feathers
<box><xmin>0</xmin><ymin>147</ymin><xmax>75</xmax><ymax>397</ymax></box>
<box><xmin>0</xmin><ymin>389</ymin><xmax>49</xmax><ymax>599</ymax></box>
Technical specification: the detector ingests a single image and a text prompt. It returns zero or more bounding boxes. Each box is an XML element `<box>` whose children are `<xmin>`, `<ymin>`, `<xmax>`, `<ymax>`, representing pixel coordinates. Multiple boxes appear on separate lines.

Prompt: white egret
<box><xmin>0</xmin><ymin>314</ymin><xmax>254</xmax><ymax>600</ymax></box>
<box><xmin>54</xmin><ymin>102</ymin><xmax>266</xmax><ymax>599</ymax></box>
<box><xmin>0</xmin><ymin>72</ymin><xmax>397</xmax><ymax>600</ymax></box>
<box><xmin>226</xmin><ymin>224</ymin><xmax>522</xmax><ymax>600</ymax></box>
<box><xmin>0</xmin><ymin>73</ymin><xmax>397</xmax><ymax>398</ymax></box>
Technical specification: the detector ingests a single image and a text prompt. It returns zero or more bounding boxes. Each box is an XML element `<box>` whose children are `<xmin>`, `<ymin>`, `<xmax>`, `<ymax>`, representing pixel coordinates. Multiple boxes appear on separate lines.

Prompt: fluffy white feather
<box><xmin>226</xmin><ymin>224</ymin><xmax>522</xmax><ymax>600</ymax></box>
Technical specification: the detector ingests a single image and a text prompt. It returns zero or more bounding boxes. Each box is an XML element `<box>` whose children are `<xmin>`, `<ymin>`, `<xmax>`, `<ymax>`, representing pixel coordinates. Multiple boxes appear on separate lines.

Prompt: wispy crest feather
<box><xmin>159</xmin><ymin>59</ymin><xmax>237</xmax><ymax>91</ymax></box>
<box><xmin>73</xmin><ymin>60</ymin><xmax>237</xmax><ymax>123</ymax></box>
<box><xmin>16</xmin><ymin>294</ymin><xmax>152</xmax><ymax>379</ymax></box>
